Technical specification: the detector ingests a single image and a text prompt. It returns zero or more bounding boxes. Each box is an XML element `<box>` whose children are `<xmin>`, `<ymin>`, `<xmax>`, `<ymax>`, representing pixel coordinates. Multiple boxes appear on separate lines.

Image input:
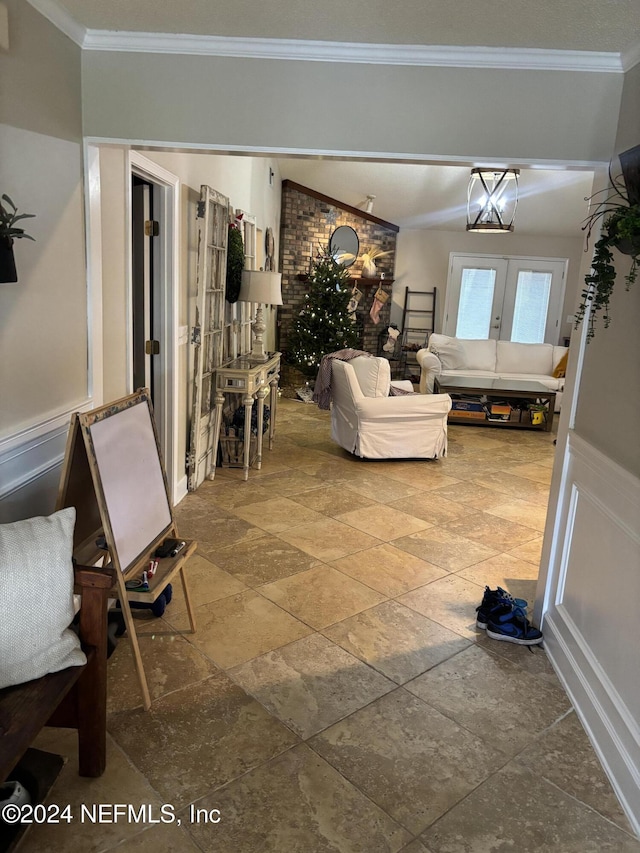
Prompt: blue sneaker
<box><xmin>486</xmin><ymin>603</ymin><xmax>543</xmax><ymax>646</ymax></box>
<box><xmin>476</xmin><ymin>586</ymin><xmax>528</xmax><ymax>630</ymax></box>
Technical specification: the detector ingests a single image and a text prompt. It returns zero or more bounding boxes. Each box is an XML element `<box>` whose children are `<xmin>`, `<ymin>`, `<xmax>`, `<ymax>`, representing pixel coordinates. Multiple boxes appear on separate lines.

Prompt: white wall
<box><xmin>81</xmin><ymin>52</ymin><xmax>622</xmax><ymax>165</ymax></box>
<box><xmin>393</xmin><ymin>229</ymin><xmax>585</xmax><ymax>343</ymax></box>
<box><xmin>0</xmin><ymin>0</ymin><xmax>86</xmax><ymax>521</ymax></box>
<box><xmin>536</xmin><ymin>65</ymin><xmax>640</xmax><ymax>835</ymax></box>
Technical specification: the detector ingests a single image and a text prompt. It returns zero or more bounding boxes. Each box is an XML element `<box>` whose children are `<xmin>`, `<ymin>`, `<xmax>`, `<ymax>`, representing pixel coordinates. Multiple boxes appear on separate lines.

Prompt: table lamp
<box><xmin>238</xmin><ymin>270</ymin><xmax>283</xmax><ymax>361</ymax></box>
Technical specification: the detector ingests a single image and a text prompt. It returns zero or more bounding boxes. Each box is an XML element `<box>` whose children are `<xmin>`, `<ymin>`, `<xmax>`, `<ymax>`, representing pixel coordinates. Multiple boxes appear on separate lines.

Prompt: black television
<box><xmin>618</xmin><ymin>144</ymin><xmax>640</xmax><ymax>206</ymax></box>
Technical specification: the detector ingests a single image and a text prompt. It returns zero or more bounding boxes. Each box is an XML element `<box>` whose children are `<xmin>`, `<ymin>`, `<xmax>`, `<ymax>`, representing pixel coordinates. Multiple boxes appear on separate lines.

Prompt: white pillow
<box><xmin>496</xmin><ymin>341</ymin><xmax>554</xmax><ymax>375</ymax></box>
<box><xmin>428</xmin><ymin>334</ymin><xmax>465</xmax><ymax>370</ymax></box>
<box><xmin>349</xmin><ymin>356</ymin><xmax>391</xmax><ymax>397</ymax></box>
<box><xmin>0</xmin><ymin>508</ymin><xmax>86</xmax><ymax>689</ymax></box>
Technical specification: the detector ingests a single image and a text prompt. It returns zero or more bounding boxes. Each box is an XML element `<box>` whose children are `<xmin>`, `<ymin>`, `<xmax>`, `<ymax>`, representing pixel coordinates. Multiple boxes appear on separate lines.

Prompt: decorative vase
<box><xmin>0</xmin><ymin>238</ymin><xmax>17</xmax><ymax>283</ymax></box>
<box><xmin>361</xmin><ymin>258</ymin><xmax>377</xmax><ymax>278</ymax></box>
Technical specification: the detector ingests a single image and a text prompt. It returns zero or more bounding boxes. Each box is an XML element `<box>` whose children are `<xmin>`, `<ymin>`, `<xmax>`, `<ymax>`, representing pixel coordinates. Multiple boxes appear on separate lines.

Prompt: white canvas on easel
<box><xmin>57</xmin><ymin>390</ymin><xmax>197</xmax><ymax>711</ymax></box>
<box><xmin>89</xmin><ymin>401</ymin><xmax>172</xmax><ymax>572</ymax></box>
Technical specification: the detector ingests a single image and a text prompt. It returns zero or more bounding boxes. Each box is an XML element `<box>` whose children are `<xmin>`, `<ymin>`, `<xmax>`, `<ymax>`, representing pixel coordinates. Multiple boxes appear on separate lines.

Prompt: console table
<box><xmin>212</xmin><ymin>352</ymin><xmax>281</xmax><ymax>480</ymax></box>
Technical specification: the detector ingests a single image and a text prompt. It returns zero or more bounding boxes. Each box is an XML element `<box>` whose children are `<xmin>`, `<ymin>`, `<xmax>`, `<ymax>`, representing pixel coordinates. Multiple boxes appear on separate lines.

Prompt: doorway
<box><xmin>444</xmin><ymin>254</ymin><xmax>567</xmax><ymax>344</ymax></box>
<box><xmin>128</xmin><ymin>152</ymin><xmax>181</xmax><ymax>501</ymax></box>
<box><xmin>131</xmin><ymin>177</ymin><xmax>158</xmax><ymax>398</ymax></box>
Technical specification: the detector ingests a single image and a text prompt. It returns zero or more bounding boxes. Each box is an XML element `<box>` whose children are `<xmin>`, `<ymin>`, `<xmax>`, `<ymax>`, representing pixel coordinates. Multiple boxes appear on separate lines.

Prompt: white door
<box><xmin>445</xmin><ymin>254</ymin><xmax>567</xmax><ymax>343</ymax></box>
<box><xmin>446</xmin><ymin>256</ymin><xmax>509</xmax><ymax>339</ymax></box>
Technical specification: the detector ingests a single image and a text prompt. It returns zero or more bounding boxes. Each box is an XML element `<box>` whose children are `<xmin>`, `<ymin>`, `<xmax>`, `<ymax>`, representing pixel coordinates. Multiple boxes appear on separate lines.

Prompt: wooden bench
<box><xmin>0</xmin><ymin>564</ymin><xmax>114</xmax><ymax>783</ymax></box>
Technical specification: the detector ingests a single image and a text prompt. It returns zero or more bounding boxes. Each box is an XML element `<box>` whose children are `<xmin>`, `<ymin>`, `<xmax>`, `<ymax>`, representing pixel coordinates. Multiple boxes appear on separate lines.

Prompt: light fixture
<box><xmin>238</xmin><ymin>270</ymin><xmax>283</xmax><ymax>361</ymax></box>
<box><xmin>467</xmin><ymin>168</ymin><xmax>519</xmax><ymax>233</ymax></box>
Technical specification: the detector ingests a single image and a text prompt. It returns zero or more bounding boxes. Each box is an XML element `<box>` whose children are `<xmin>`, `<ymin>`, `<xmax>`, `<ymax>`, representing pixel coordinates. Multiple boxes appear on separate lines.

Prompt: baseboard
<box><xmin>544</xmin><ymin>612</ymin><xmax>640</xmax><ymax>837</ymax></box>
<box><xmin>173</xmin><ymin>474</ymin><xmax>188</xmax><ymax>506</ymax></box>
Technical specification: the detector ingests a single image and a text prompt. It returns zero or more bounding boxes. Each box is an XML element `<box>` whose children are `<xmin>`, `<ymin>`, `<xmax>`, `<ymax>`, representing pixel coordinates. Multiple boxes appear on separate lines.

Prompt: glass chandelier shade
<box><xmin>467</xmin><ymin>168</ymin><xmax>520</xmax><ymax>233</ymax></box>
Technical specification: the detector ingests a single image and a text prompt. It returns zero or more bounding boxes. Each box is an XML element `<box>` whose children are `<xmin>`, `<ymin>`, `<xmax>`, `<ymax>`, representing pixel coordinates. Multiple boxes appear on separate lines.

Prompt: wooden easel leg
<box><xmin>116</xmin><ymin>573</ymin><xmax>152</xmax><ymax>711</ymax></box>
<box><xmin>179</xmin><ymin>566</ymin><xmax>197</xmax><ymax>634</ymax></box>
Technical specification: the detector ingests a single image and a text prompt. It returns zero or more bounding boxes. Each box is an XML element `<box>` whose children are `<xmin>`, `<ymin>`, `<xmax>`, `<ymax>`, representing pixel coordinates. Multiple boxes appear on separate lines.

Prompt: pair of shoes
<box><xmin>476</xmin><ymin>586</ymin><xmax>543</xmax><ymax>646</ymax></box>
<box><xmin>476</xmin><ymin>586</ymin><xmax>527</xmax><ymax>630</ymax></box>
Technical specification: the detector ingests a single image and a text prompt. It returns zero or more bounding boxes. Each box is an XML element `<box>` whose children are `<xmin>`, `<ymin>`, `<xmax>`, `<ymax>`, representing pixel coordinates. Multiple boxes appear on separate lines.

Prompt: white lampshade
<box><xmin>239</xmin><ymin>270</ymin><xmax>283</xmax><ymax>305</ymax></box>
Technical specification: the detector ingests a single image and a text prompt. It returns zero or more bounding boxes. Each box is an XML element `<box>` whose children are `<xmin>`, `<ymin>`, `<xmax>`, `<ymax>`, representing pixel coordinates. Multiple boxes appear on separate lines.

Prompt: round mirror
<box><xmin>329</xmin><ymin>225</ymin><xmax>359</xmax><ymax>268</ymax></box>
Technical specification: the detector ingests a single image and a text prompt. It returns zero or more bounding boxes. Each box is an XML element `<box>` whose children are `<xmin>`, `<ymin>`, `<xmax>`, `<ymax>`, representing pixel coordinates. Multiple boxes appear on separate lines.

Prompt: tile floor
<box><xmin>26</xmin><ymin>399</ymin><xmax>639</xmax><ymax>852</ymax></box>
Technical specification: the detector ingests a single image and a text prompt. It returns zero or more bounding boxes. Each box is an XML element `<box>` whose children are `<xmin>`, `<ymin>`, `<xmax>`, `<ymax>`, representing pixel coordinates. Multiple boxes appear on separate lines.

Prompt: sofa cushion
<box><xmin>496</xmin><ymin>341</ymin><xmax>554</xmax><ymax>375</ymax></box>
<box><xmin>349</xmin><ymin>356</ymin><xmax>391</xmax><ymax>398</ymax></box>
<box><xmin>495</xmin><ymin>372</ymin><xmax>563</xmax><ymax>391</ymax></box>
<box><xmin>459</xmin><ymin>339</ymin><xmax>497</xmax><ymax>372</ymax></box>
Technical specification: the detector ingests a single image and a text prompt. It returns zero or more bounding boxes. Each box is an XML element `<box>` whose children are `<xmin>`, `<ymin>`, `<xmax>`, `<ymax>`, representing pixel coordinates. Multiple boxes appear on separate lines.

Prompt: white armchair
<box><xmin>330</xmin><ymin>356</ymin><xmax>452</xmax><ymax>460</ymax></box>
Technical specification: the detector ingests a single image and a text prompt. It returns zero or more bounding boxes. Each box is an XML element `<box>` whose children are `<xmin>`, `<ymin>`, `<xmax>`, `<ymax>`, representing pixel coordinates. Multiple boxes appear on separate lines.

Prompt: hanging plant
<box><xmin>225</xmin><ymin>222</ymin><xmax>245</xmax><ymax>303</ymax></box>
<box><xmin>575</xmin><ymin>173</ymin><xmax>640</xmax><ymax>341</ymax></box>
<box><xmin>0</xmin><ymin>194</ymin><xmax>36</xmax><ymax>284</ymax></box>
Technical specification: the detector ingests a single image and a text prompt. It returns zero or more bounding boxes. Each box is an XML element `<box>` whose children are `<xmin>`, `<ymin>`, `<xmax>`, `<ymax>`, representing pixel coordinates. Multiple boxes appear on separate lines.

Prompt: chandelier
<box><xmin>467</xmin><ymin>168</ymin><xmax>519</xmax><ymax>233</ymax></box>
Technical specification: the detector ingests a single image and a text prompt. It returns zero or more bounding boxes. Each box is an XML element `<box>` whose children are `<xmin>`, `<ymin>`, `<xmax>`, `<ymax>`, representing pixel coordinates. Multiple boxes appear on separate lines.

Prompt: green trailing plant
<box><xmin>0</xmin><ymin>194</ymin><xmax>36</xmax><ymax>244</ymax></box>
<box><xmin>575</xmin><ymin>173</ymin><xmax>639</xmax><ymax>341</ymax></box>
<box><xmin>225</xmin><ymin>222</ymin><xmax>245</xmax><ymax>303</ymax></box>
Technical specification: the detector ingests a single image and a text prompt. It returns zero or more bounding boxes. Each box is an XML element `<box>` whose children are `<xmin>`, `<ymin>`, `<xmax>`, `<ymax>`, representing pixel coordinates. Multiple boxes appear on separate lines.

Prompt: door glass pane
<box><xmin>456</xmin><ymin>268</ymin><xmax>496</xmax><ymax>338</ymax></box>
<box><xmin>511</xmin><ymin>271</ymin><xmax>552</xmax><ymax>343</ymax></box>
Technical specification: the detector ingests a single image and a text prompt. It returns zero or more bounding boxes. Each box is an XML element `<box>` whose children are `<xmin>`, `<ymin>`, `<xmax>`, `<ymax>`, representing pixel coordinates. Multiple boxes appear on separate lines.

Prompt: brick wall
<box><xmin>278</xmin><ymin>183</ymin><xmax>398</xmax><ymax>361</ymax></box>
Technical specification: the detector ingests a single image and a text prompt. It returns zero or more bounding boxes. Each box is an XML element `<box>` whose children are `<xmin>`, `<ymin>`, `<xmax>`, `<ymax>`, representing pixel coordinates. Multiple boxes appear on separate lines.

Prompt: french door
<box><xmin>444</xmin><ymin>254</ymin><xmax>567</xmax><ymax>344</ymax></box>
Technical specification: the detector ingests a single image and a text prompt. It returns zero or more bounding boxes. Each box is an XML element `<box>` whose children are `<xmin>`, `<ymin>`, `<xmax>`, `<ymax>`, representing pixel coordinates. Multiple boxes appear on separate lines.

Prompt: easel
<box><xmin>57</xmin><ymin>389</ymin><xmax>197</xmax><ymax>711</ymax></box>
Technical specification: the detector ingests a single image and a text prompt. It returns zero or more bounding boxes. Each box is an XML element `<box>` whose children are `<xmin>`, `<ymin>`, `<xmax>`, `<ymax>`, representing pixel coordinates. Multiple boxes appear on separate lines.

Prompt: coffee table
<box><xmin>434</xmin><ymin>375</ymin><xmax>556</xmax><ymax>432</ymax></box>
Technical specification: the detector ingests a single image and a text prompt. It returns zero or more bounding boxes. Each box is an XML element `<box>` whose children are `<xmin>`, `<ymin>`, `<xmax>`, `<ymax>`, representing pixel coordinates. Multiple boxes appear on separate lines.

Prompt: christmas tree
<box><xmin>287</xmin><ymin>249</ymin><xmax>361</xmax><ymax>376</ymax></box>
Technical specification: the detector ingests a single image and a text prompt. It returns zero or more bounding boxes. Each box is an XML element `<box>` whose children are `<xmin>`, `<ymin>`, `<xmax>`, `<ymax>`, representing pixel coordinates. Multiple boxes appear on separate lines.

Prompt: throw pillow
<box><xmin>428</xmin><ymin>334</ymin><xmax>465</xmax><ymax>370</ymax></box>
<box><xmin>0</xmin><ymin>507</ymin><xmax>86</xmax><ymax>690</ymax></box>
<box><xmin>553</xmin><ymin>350</ymin><xmax>569</xmax><ymax>378</ymax></box>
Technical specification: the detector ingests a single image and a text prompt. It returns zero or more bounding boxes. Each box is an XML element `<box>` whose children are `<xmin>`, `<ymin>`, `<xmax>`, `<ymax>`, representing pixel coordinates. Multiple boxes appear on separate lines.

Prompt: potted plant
<box><xmin>575</xmin><ymin>174</ymin><xmax>639</xmax><ymax>340</ymax></box>
<box><xmin>0</xmin><ymin>194</ymin><xmax>36</xmax><ymax>283</ymax></box>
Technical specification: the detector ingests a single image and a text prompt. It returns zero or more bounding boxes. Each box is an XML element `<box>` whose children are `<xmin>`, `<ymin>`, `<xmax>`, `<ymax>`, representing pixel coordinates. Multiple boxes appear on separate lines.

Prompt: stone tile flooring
<box><xmin>28</xmin><ymin>399</ymin><xmax>639</xmax><ymax>852</ymax></box>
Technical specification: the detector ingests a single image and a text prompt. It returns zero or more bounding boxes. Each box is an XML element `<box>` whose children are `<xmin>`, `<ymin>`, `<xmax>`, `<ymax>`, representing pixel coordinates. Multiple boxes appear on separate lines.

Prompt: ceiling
<box><xmin>49</xmin><ymin>0</ymin><xmax>629</xmax><ymax>237</ymax></box>
<box><xmin>50</xmin><ymin>0</ymin><xmax>640</xmax><ymax>54</ymax></box>
<box><xmin>275</xmin><ymin>159</ymin><xmax>595</xmax><ymax>236</ymax></box>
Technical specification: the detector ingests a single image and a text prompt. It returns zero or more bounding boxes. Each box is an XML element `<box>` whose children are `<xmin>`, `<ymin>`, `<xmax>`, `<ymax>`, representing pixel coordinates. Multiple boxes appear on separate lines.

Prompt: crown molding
<box><xmin>81</xmin><ymin>30</ymin><xmax>625</xmax><ymax>73</ymax></box>
<box><xmin>26</xmin><ymin>0</ymin><xmax>86</xmax><ymax>46</ymax></box>
<box><xmin>621</xmin><ymin>41</ymin><xmax>640</xmax><ymax>72</ymax></box>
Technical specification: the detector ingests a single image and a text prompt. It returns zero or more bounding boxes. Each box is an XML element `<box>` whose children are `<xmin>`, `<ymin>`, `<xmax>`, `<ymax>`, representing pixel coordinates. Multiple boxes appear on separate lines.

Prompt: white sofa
<box><xmin>330</xmin><ymin>355</ymin><xmax>452</xmax><ymax>460</ymax></box>
<box><xmin>416</xmin><ymin>334</ymin><xmax>568</xmax><ymax>411</ymax></box>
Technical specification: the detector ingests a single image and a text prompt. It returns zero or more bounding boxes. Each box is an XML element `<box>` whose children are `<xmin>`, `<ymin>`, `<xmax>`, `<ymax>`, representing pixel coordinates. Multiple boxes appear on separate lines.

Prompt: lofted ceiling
<box><xmin>43</xmin><ymin>0</ymin><xmax>634</xmax><ymax>238</ymax></box>
<box><xmin>275</xmin><ymin>159</ymin><xmax>595</xmax><ymax>237</ymax></box>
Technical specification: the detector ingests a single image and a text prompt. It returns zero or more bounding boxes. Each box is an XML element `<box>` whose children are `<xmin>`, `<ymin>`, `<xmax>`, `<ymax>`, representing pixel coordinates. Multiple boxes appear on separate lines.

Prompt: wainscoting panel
<box><xmin>0</xmin><ymin>401</ymin><xmax>92</xmax><ymax>523</ymax></box>
<box><xmin>542</xmin><ymin>431</ymin><xmax>640</xmax><ymax>836</ymax></box>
